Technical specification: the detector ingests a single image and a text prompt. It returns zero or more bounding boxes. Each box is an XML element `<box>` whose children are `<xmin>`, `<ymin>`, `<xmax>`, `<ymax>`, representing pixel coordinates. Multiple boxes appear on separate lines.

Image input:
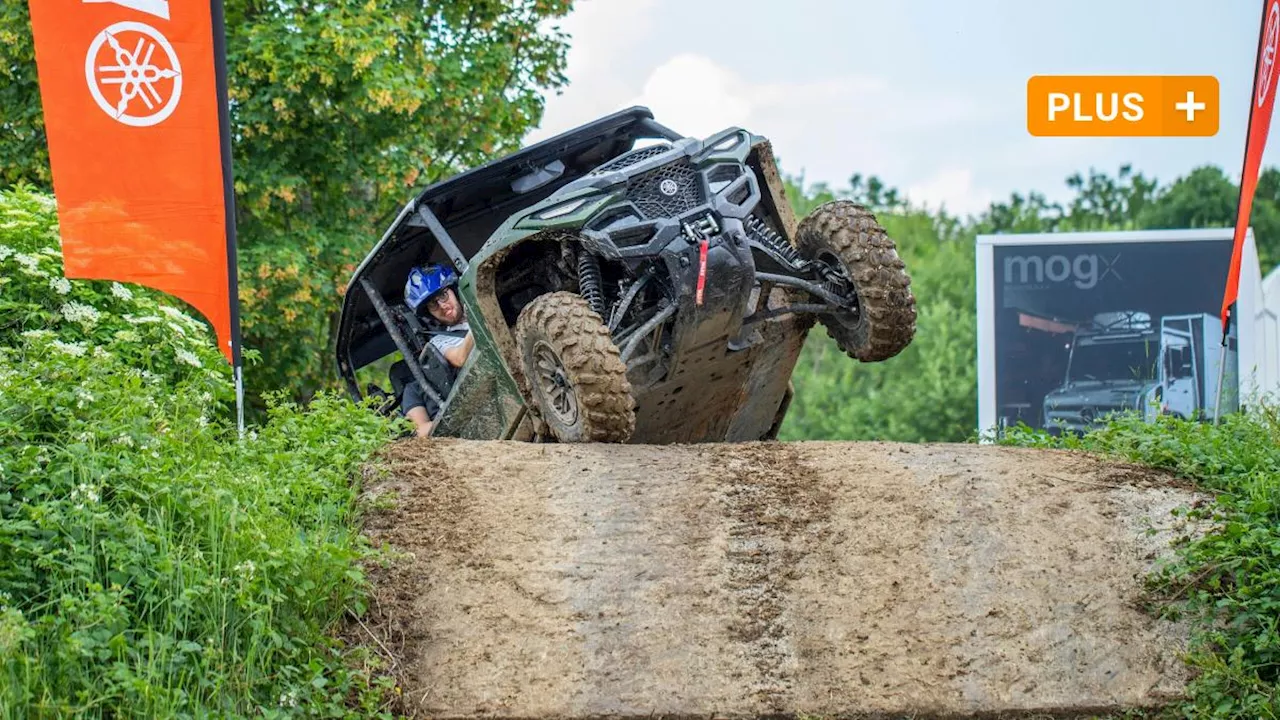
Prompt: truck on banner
<box><xmin>26</xmin><ymin>0</ymin><xmax>243</xmax><ymax>428</ymax></box>
<box><xmin>976</xmin><ymin>228</ymin><xmax>1266</xmax><ymax>440</ymax></box>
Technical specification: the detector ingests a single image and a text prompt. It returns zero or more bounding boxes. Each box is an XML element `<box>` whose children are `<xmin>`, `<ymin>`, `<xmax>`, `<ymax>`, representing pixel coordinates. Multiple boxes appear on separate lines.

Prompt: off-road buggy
<box><xmin>335</xmin><ymin>107</ymin><xmax>916</xmax><ymax>443</ymax></box>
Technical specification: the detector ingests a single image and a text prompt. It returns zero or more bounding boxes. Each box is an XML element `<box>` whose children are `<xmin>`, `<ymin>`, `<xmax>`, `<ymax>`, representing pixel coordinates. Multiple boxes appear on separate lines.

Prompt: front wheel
<box><xmin>514</xmin><ymin>291</ymin><xmax>636</xmax><ymax>443</ymax></box>
<box><xmin>796</xmin><ymin>200</ymin><xmax>917</xmax><ymax>362</ymax></box>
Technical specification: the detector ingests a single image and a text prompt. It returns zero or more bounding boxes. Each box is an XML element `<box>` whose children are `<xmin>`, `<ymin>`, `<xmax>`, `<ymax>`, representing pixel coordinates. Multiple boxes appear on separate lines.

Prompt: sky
<box><xmin>522</xmin><ymin>0</ymin><xmax>1277</xmax><ymax>218</ymax></box>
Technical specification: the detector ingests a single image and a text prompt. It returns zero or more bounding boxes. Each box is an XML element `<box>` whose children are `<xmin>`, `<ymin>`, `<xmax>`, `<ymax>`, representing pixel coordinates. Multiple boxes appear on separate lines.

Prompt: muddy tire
<box><xmin>515</xmin><ymin>291</ymin><xmax>636</xmax><ymax>443</ymax></box>
<box><xmin>795</xmin><ymin>200</ymin><xmax>916</xmax><ymax>362</ymax></box>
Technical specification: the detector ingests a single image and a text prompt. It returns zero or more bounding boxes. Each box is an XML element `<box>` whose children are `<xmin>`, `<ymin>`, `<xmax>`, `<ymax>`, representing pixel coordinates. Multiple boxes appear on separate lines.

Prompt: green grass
<box><xmin>0</xmin><ymin>185</ymin><xmax>404</xmax><ymax>718</ymax></box>
<box><xmin>1001</xmin><ymin>410</ymin><xmax>1280</xmax><ymax>719</ymax></box>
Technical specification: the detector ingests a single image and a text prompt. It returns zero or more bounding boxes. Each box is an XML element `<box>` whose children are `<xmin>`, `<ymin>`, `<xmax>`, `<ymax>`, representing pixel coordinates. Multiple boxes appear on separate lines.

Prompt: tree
<box><xmin>1059</xmin><ymin>164</ymin><xmax>1159</xmax><ymax>230</ymax></box>
<box><xmin>0</xmin><ymin>0</ymin><xmax>574</xmax><ymax>411</ymax></box>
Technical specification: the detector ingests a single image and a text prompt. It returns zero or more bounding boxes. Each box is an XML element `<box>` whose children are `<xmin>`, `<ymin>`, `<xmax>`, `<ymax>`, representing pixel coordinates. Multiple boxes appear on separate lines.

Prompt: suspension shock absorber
<box><xmin>577</xmin><ymin>250</ymin><xmax>606</xmax><ymax>318</ymax></box>
<box><xmin>744</xmin><ymin>214</ymin><xmax>803</xmax><ymax>267</ymax></box>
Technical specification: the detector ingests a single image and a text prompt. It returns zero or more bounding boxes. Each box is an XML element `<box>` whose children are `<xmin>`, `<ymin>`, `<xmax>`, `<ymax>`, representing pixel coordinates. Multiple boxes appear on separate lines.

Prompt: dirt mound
<box><xmin>355</xmin><ymin>439</ymin><xmax>1207</xmax><ymax>719</ymax></box>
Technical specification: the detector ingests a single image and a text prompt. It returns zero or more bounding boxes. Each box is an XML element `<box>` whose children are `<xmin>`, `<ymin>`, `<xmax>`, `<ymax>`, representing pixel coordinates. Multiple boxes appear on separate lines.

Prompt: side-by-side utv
<box><xmin>334</xmin><ymin>107</ymin><xmax>916</xmax><ymax>443</ymax></box>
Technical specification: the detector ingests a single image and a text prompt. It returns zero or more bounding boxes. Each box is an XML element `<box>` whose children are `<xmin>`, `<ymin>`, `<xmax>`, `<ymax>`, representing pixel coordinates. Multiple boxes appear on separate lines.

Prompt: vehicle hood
<box><xmin>1044</xmin><ymin>379</ymin><xmax>1156</xmax><ymax>408</ymax></box>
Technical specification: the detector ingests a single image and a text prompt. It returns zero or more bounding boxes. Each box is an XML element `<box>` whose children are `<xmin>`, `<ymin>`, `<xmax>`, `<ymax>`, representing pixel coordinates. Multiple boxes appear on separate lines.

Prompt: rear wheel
<box><xmin>515</xmin><ymin>291</ymin><xmax>636</xmax><ymax>442</ymax></box>
<box><xmin>795</xmin><ymin>200</ymin><xmax>916</xmax><ymax>362</ymax></box>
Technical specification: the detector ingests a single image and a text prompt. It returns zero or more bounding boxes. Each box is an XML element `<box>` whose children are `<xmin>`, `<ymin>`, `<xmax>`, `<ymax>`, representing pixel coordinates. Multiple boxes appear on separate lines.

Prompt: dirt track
<box><xmin>356</xmin><ymin>439</ymin><xmax>1207</xmax><ymax>719</ymax></box>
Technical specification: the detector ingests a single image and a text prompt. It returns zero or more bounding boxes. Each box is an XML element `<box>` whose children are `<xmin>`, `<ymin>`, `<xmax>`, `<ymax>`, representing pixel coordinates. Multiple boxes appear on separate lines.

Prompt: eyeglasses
<box><xmin>425</xmin><ymin>292</ymin><xmax>450</xmax><ymax>310</ymax></box>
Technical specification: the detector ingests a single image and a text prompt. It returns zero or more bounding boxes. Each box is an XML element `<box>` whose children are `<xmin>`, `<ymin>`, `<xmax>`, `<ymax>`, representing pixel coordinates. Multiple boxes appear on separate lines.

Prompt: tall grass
<box><xmin>0</xmin><ymin>184</ymin><xmax>401</xmax><ymax>718</ymax></box>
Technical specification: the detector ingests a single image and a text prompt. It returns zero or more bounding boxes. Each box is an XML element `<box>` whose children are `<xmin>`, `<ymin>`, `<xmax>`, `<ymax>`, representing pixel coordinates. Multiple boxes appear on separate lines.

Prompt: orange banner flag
<box><xmin>27</xmin><ymin>0</ymin><xmax>240</xmax><ymax>365</ymax></box>
<box><xmin>1223</xmin><ymin>0</ymin><xmax>1280</xmax><ymax>334</ymax></box>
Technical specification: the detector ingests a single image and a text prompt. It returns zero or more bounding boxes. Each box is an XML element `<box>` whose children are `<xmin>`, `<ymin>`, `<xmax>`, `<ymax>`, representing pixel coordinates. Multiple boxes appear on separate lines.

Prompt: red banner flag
<box><xmin>1223</xmin><ymin>0</ymin><xmax>1280</xmax><ymax>332</ymax></box>
<box><xmin>26</xmin><ymin>0</ymin><xmax>240</xmax><ymax>367</ymax></box>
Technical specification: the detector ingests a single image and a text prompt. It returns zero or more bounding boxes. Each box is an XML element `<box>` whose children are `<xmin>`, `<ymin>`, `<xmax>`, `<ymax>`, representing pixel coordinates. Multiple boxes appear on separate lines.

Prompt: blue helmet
<box><xmin>405</xmin><ymin>264</ymin><xmax>458</xmax><ymax>311</ymax></box>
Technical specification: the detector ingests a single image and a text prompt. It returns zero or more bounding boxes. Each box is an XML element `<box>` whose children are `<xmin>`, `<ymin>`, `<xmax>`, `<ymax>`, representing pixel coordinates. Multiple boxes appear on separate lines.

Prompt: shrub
<box><xmin>0</xmin><ymin>184</ymin><xmax>401</xmax><ymax>718</ymax></box>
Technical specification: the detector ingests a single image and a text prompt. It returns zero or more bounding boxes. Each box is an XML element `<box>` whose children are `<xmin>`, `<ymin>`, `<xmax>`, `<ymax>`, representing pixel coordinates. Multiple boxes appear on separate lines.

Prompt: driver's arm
<box><xmin>443</xmin><ymin>331</ymin><xmax>474</xmax><ymax>368</ymax></box>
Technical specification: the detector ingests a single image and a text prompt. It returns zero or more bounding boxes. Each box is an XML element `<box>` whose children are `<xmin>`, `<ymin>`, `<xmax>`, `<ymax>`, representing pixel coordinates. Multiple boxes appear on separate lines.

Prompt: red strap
<box><xmin>696</xmin><ymin>237</ymin><xmax>710</xmax><ymax>305</ymax></box>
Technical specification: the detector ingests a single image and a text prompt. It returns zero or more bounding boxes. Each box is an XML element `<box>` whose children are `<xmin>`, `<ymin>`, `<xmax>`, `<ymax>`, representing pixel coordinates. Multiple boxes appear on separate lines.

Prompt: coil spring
<box><xmin>745</xmin><ymin>214</ymin><xmax>802</xmax><ymax>267</ymax></box>
<box><xmin>577</xmin><ymin>251</ymin><xmax>606</xmax><ymax>318</ymax></box>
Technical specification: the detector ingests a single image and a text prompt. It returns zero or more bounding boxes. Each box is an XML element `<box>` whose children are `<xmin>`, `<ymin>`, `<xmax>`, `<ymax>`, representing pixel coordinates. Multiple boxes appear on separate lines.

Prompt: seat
<box><xmin>389</xmin><ymin>340</ymin><xmax>458</xmax><ymax>417</ymax></box>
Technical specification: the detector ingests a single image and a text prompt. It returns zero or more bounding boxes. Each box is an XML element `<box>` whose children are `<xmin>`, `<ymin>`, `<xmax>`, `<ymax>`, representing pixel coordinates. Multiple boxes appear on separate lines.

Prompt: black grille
<box><xmin>626</xmin><ymin>160</ymin><xmax>703</xmax><ymax>219</ymax></box>
<box><xmin>591</xmin><ymin>144</ymin><xmax>672</xmax><ymax>174</ymax></box>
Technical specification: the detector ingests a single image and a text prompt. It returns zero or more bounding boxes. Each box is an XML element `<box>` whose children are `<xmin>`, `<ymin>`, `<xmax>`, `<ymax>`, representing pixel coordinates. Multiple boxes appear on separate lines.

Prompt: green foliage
<box><xmin>0</xmin><ymin>185</ymin><xmax>402</xmax><ymax>718</ymax></box>
<box><xmin>1000</xmin><ymin>410</ymin><xmax>1280</xmax><ymax>719</ymax></box>
<box><xmin>0</xmin><ymin>0</ymin><xmax>574</xmax><ymax>414</ymax></box>
<box><xmin>779</xmin><ymin>181</ymin><xmax>977</xmax><ymax>442</ymax></box>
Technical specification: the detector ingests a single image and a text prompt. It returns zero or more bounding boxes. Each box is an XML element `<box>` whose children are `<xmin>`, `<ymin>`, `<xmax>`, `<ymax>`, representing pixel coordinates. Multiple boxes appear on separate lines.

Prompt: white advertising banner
<box><xmin>976</xmin><ymin>228</ymin><xmax>1264</xmax><ymax>440</ymax></box>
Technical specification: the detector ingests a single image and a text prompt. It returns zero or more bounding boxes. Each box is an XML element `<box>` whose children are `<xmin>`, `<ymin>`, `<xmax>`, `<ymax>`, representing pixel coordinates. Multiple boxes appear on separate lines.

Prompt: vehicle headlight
<box><xmin>1139</xmin><ymin>385</ymin><xmax>1163</xmax><ymax>421</ymax></box>
<box><xmin>534</xmin><ymin>197</ymin><xmax>590</xmax><ymax>220</ymax></box>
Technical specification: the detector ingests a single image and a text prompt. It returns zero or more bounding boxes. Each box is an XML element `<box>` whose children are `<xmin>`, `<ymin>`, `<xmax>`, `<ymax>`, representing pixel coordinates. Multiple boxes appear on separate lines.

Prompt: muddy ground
<box><xmin>354</xmin><ymin>439</ymin><xmax>1208</xmax><ymax>719</ymax></box>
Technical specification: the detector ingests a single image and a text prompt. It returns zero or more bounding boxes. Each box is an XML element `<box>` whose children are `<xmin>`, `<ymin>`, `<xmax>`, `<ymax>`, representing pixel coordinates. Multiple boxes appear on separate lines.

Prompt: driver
<box><xmin>400</xmin><ymin>263</ymin><xmax>476</xmax><ymax>436</ymax></box>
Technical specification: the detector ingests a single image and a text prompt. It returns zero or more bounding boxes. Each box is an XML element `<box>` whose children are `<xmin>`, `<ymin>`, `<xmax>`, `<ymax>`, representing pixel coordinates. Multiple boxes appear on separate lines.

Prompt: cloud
<box><xmin>526</xmin><ymin>0</ymin><xmax>659</xmax><ymax>144</ymax></box>
<box><xmin>526</xmin><ymin>5</ymin><xmax>1002</xmax><ymax>214</ymax></box>
<box><xmin>904</xmin><ymin>168</ymin><xmax>998</xmax><ymax>217</ymax></box>
<box><xmin>626</xmin><ymin>54</ymin><xmax>753</xmax><ymax>138</ymax></box>
<box><xmin>622</xmin><ymin>52</ymin><xmax>993</xmax><ymax>201</ymax></box>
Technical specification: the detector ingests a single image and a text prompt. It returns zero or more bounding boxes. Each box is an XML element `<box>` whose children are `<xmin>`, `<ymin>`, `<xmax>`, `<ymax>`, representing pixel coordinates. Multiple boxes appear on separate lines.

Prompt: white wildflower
<box><xmin>92</xmin><ymin>347</ymin><xmax>110</xmax><ymax>360</ymax></box>
<box><xmin>71</xmin><ymin>483</ymin><xmax>100</xmax><ymax>508</ymax></box>
<box><xmin>234</xmin><ymin>560</ymin><xmax>256</xmax><ymax>580</ymax></box>
<box><xmin>115</xmin><ymin>434</ymin><xmax>134</xmax><ymax>448</ymax></box>
<box><xmin>113</xmin><ymin>330</ymin><xmax>140</xmax><ymax>343</ymax></box>
<box><xmin>167</xmin><ymin>322</ymin><xmax>187</xmax><ymax>336</ymax></box>
<box><xmin>175</xmin><ymin>348</ymin><xmax>202</xmax><ymax>368</ymax></box>
<box><xmin>199</xmin><ymin>392</ymin><xmax>213</xmax><ymax>404</ymax></box>
<box><xmin>75</xmin><ymin>389</ymin><xmax>95</xmax><ymax>408</ymax></box>
<box><xmin>52</xmin><ymin>340</ymin><xmax>87</xmax><ymax>357</ymax></box>
<box><xmin>49</xmin><ymin>277</ymin><xmax>70</xmax><ymax>295</ymax></box>
<box><xmin>0</xmin><ymin>245</ymin><xmax>13</xmax><ymax>261</ymax></box>
<box><xmin>75</xmin><ymin>431</ymin><xmax>92</xmax><ymax>443</ymax></box>
<box><xmin>110</xmin><ymin>282</ymin><xmax>133</xmax><ymax>301</ymax></box>
<box><xmin>124</xmin><ymin>314</ymin><xmax>161</xmax><ymax>325</ymax></box>
<box><xmin>159</xmin><ymin>305</ymin><xmax>196</xmax><ymax>325</ymax></box>
<box><xmin>21</xmin><ymin>329</ymin><xmax>53</xmax><ymax>340</ymax></box>
<box><xmin>60</xmin><ymin>301</ymin><xmax>100</xmax><ymax>327</ymax></box>
<box><xmin>197</xmin><ymin>415</ymin><xmax>209</xmax><ymax>428</ymax></box>
<box><xmin>14</xmin><ymin>253</ymin><xmax>46</xmax><ymax>277</ymax></box>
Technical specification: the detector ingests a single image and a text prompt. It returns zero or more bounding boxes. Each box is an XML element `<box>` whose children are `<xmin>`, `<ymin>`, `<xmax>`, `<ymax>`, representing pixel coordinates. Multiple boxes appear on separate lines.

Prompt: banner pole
<box><xmin>1215</xmin><ymin>329</ymin><xmax>1228</xmax><ymax>426</ymax></box>
<box><xmin>210</xmin><ymin>0</ymin><xmax>244</xmax><ymax>437</ymax></box>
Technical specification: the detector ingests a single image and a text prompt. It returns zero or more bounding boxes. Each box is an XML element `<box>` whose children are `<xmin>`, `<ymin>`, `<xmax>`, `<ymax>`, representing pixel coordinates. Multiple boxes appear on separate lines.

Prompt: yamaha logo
<box><xmin>1260</xmin><ymin>1</ymin><xmax>1280</xmax><ymax>107</ymax></box>
<box><xmin>659</xmin><ymin>178</ymin><xmax>680</xmax><ymax>197</ymax></box>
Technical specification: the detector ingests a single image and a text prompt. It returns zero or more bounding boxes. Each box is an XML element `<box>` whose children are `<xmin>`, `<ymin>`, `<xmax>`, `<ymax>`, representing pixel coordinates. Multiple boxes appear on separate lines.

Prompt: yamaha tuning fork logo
<box><xmin>86</xmin><ymin>21</ymin><xmax>183</xmax><ymax>127</ymax></box>
<box><xmin>82</xmin><ymin>0</ymin><xmax>182</xmax><ymax>127</ymax></box>
<box><xmin>1002</xmin><ymin>252</ymin><xmax>1122</xmax><ymax>290</ymax></box>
